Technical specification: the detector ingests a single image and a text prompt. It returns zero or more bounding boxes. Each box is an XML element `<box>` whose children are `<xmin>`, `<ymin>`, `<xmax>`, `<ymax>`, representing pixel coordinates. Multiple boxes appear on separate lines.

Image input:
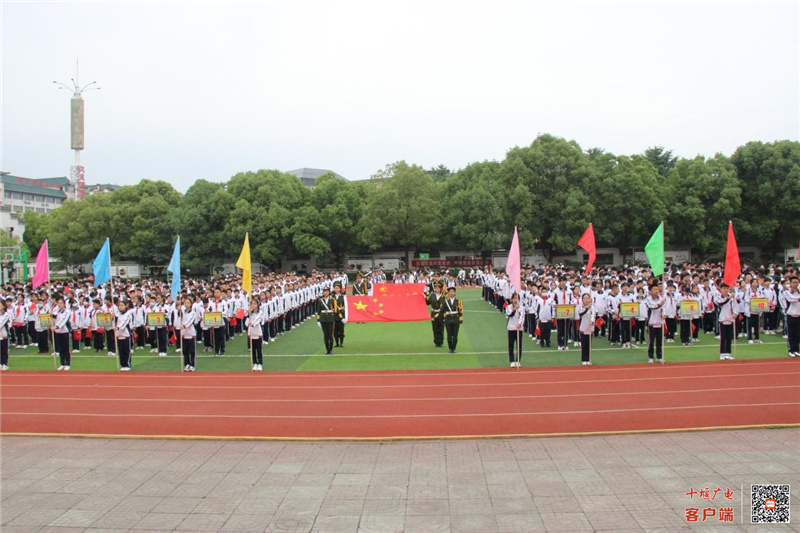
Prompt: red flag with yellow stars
<box><xmin>347</xmin><ymin>283</ymin><xmax>431</xmax><ymax>322</ymax></box>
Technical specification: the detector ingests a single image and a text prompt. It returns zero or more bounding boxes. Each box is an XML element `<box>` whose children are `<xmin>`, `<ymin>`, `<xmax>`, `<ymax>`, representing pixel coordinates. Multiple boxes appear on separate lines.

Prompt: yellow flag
<box><xmin>235</xmin><ymin>233</ymin><xmax>252</xmax><ymax>295</ymax></box>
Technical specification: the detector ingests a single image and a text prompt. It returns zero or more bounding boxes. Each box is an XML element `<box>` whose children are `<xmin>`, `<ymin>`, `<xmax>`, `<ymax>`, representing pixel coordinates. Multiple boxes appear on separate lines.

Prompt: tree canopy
<box><xmin>23</xmin><ymin>136</ymin><xmax>800</xmax><ymax>271</ymax></box>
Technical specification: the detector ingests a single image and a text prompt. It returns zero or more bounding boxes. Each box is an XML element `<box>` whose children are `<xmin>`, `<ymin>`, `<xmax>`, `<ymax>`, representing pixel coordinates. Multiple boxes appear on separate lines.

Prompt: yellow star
<box><xmin>378</xmin><ymin>310</ymin><xmax>384</xmax><ymax>314</ymax></box>
<box><xmin>373</xmin><ymin>312</ymin><xmax>378</xmax><ymax>316</ymax></box>
<box><xmin>379</xmin><ymin>303</ymin><xmax>384</xmax><ymax>308</ymax></box>
<box><xmin>379</xmin><ymin>286</ymin><xmax>388</xmax><ymax>293</ymax></box>
<box><xmin>373</xmin><ymin>298</ymin><xmax>379</xmax><ymax>303</ymax></box>
<box><xmin>411</xmin><ymin>292</ymin><xmax>418</xmax><ymax>295</ymax></box>
<box><xmin>354</xmin><ymin>301</ymin><xmax>368</xmax><ymax>311</ymax></box>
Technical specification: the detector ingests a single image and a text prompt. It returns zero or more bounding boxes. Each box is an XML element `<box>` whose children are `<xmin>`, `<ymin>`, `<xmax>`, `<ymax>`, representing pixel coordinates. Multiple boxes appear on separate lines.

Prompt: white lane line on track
<box><xmin>4</xmin><ymin>385</ymin><xmax>798</xmax><ymax>403</ymax></box>
<box><xmin>5</xmin><ymin>340</ymin><xmax>791</xmax><ymax>359</ymax></box>
<box><xmin>1</xmin><ymin>371</ymin><xmax>796</xmax><ymax>390</ymax></box>
<box><xmin>3</xmin><ymin>402</ymin><xmax>799</xmax><ymax>420</ymax></box>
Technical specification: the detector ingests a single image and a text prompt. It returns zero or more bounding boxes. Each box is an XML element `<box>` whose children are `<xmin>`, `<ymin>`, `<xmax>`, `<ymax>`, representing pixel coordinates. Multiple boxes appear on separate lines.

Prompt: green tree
<box><xmin>644</xmin><ymin>146</ymin><xmax>678</xmax><ymax>179</ymax></box>
<box><xmin>427</xmin><ymin>164</ymin><xmax>452</xmax><ymax>182</ymax></box>
<box><xmin>312</xmin><ymin>173</ymin><xmax>365</xmax><ymax>267</ymax></box>
<box><xmin>665</xmin><ymin>154</ymin><xmax>741</xmax><ymax>260</ymax></box>
<box><xmin>731</xmin><ymin>140</ymin><xmax>800</xmax><ymax>258</ymax></box>
<box><xmin>174</xmin><ymin>180</ymin><xmax>234</xmax><ymax>273</ymax></box>
<box><xmin>592</xmin><ymin>155</ymin><xmax>666</xmax><ymax>263</ymax></box>
<box><xmin>21</xmin><ymin>211</ymin><xmax>48</xmax><ymax>255</ymax></box>
<box><xmin>360</xmin><ymin>161</ymin><xmax>440</xmax><ymax>268</ymax></box>
<box><xmin>498</xmin><ymin>134</ymin><xmax>591</xmax><ymax>260</ymax></box>
<box><xmin>440</xmin><ymin>161</ymin><xmax>504</xmax><ymax>256</ymax></box>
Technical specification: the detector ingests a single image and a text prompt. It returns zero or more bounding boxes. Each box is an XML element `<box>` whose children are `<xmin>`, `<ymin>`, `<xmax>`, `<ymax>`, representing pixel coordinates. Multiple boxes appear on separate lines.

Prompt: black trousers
<box><xmin>445</xmin><ymin>322</ymin><xmax>460</xmax><ymax>351</ymax></box>
<box><xmin>680</xmin><ymin>319</ymin><xmax>691</xmax><ymax>344</ymax></box>
<box><xmin>106</xmin><ymin>329</ymin><xmax>115</xmax><ymax>354</ymax></box>
<box><xmin>508</xmin><ymin>330</ymin><xmax>522</xmax><ymax>363</ymax></box>
<box><xmin>250</xmin><ymin>337</ymin><xmax>263</xmax><ymax>365</ymax></box>
<box><xmin>556</xmin><ymin>320</ymin><xmax>569</xmax><ymax>348</ymax></box>
<box><xmin>703</xmin><ymin>312</ymin><xmax>716</xmax><ymax>333</ymax></box>
<box><xmin>719</xmin><ymin>323</ymin><xmax>734</xmax><ymax>354</ymax></box>
<box><xmin>539</xmin><ymin>321</ymin><xmax>552</xmax><ymax>347</ymax></box>
<box><xmin>27</xmin><ymin>322</ymin><xmax>36</xmax><ymax>344</ymax></box>
<box><xmin>620</xmin><ymin>320</ymin><xmax>632</xmax><ymax>344</ymax></box>
<box><xmin>692</xmin><ymin>318</ymin><xmax>702</xmax><ymax>340</ymax></box>
<box><xmin>182</xmin><ymin>338</ymin><xmax>196</xmax><ymax>367</ymax></box>
<box><xmin>0</xmin><ymin>338</ymin><xmax>8</xmax><ymax>365</ymax></box>
<box><xmin>609</xmin><ymin>319</ymin><xmax>620</xmax><ymax>343</ymax></box>
<box><xmin>647</xmin><ymin>325</ymin><xmax>663</xmax><ymax>360</ymax></box>
<box><xmin>117</xmin><ymin>337</ymin><xmax>132</xmax><ymax>368</ymax></box>
<box><xmin>213</xmin><ymin>327</ymin><xmax>226</xmax><ymax>354</ymax></box>
<box><xmin>581</xmin><ymin>333</ymin><xmax>591</xmax><ymax>362</ymax></box>
<box><xmin>334</xmin><ymin>321</ymin><xmax>345</xmax><ymax>346</ymax></box>
<box><xmin>14</xmin><ymin>325</ymin><xmax>28</xmax><ymax>346</ymax></box>
<box><xmin>321</xmin><ymin>322</ymin><xmax>334</xmax><ymax>352</ymax></box>
<box><xmin>93</xmin><ymin>330</ymin><xmax>105</xmax><ymax>351</ymax></box>
<box><xmin>55</xmin><ymin>332</ymin><xmax>70</xmax><ymax>366</ymax></box>
<box><xmin>135</xmin><ymin>326</ymin><xmax>147</xmax><ymax>348</ymax></box>
<box><xmin>665</xmin><ymin>317</ymin><xmax>677</xmax><ymax>340</ymax></box>
<box><xmin>37</xmin><ymin>330</ymin><xmax>50</xmax><ymax>353</ymax></box>
<box><xmin>787</xmin><ymin>316</ymin><xmax>800</xmax><ymax>354</ymax></box>
<box><xmin>431</xmin><ymin>318</ymin><xmax>444</xmax><ymax>347</ymax></box>
<box><xmin>747</xmin><ymin>315</ymin><xmax>761</xmax><ymax>340</ymax></box>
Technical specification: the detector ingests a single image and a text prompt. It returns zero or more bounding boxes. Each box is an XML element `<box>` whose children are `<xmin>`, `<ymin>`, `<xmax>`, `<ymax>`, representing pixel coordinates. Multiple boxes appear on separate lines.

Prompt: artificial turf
<box><xmin>2</xmin><ymin>289</ymin><xmax>791</xmax><ymax>372</ymax></box>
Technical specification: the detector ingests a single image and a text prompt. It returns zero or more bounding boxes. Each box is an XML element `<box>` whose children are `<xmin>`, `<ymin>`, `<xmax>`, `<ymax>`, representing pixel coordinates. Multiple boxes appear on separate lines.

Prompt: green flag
<box><xmin>644</xmin><ymin>222</ymin><xmax>665</xmax><ymax>276</ymax></box>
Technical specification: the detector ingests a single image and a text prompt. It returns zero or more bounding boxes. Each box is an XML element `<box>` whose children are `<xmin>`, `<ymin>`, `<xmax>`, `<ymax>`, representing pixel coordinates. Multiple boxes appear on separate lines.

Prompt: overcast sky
<box><xmin>1</xmin><ymin>1</ymin><xmax>798</xmax><ymax>190</ymax></box>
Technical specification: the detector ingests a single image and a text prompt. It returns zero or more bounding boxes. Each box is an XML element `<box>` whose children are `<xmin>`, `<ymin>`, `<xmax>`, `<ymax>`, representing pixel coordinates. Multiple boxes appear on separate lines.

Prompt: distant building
<box><xmin>286</xmin><ymin>168</ymin><xmax>346</xmax><ymax>188</ymax></box>
<box><xmin>85</xmin><ymin>183</ymin><xmax>122</xmax><ymax>195</ymax></box>
<box><xmin>0</xmin><ymin>174</ymin><xmax>71</xmax><ymax>240</ymax></box>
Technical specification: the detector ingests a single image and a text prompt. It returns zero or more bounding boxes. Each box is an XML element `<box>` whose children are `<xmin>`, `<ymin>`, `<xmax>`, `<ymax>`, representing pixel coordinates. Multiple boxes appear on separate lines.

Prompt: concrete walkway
<box><xmin>2</xmin><ymin>429</ymin><xmax>799</xmax><ymax>532</ymax></box>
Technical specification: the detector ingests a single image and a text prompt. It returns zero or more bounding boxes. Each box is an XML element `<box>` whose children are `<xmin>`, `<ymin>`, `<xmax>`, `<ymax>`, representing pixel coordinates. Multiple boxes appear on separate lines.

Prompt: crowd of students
<box><xmin>478</xmin><ymin>262</ymin><xmax>800</xmax><ymax>366</ymax></box>
<box><xmin>0</xmin><ymin>270</ymin><xmax>351</xmax><ymax>372</ymax></box>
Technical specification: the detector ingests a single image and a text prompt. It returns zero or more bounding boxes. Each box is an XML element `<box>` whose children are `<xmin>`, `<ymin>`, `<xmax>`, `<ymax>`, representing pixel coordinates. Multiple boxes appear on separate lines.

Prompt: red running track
<box><xmin>1</xmin><ymin>359</ymin><xmax>799</xmax><ymax>439</ymax></box>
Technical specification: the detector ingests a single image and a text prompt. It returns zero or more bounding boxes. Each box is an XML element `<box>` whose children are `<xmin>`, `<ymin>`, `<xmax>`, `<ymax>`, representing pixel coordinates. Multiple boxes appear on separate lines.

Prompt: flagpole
<box><xmin>107</xmin><ymin>238</ymin><xmax>120</xmax><ymax>373</ymax></box>
<box><xmin>661</xmin><ymin>221</ymin><xmax>666</xmax><ymax>364</ymax></box>
<box><xmin>51</xmin><ymin>328</ymin><xmax>57</xmax><ymax>370</ymax></box>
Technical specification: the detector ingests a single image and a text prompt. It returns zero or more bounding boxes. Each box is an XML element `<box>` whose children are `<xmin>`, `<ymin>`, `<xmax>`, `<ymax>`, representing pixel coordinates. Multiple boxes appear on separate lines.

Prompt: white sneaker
<box><xmin>757</xmin><ymin>340</ymin><xmax>763</xmax><ymax>344</ymax></box>
<box><xmin>582</xmin><ymin>361</ymin><xmax>588</xmax><ymax>366</ymax></box>
<box><xmin>714</xmin><ymin>335</ymin><xmax>720</xmax><ymax>340</ymax></box>
<box><xmin>783</xmin><ymin>335</ymin><xmax>788</xmax><ymax>339</ymax></box>
<box><xmin>158</xmin><ymin>352</ymin><xmax>166</xmax><ymax>357</ymax></box>
<box><xmin>720</xmin><ymin>354</ymin><xmax>727</xmax><ymax>360</ymax></box>
<box><xmin>107</xmin><ymin>351</ymin><xmax>114</xmax><ymax>357</ymax></box>
<box><xmin>557</xmin><ymin>346</ymin><xmax>563</xmax><ymax>351</ymax></box>
<box><xmin>789</xmin><ymin>352</ymin><xmax>797</xmax><ymax>358</ymax></box>
<box><xmin>748</xmin><ymin>340</ymin><xmax>754</xmax><ymax>344</ymax></box>
<box><xmin>726</xmin><ymin>354</ymin><xmax>735</xmax><ymax>361</ymax></box>
<box><xmin>57</xmin><ymin>365</ymin><xmax>64</xmax><ymax>371</ymax></box>
<box><xmin>648</xmin><ymin>359</ymin><xmax>654</xmax><ymax>364</ymax></box>
<box><xmin>72</xmin><ymin>349</ymin><xmax>79</xmax><ymax>353</ymax></box>
<box><xmin>121</xmin><ymin>367</ymin><xmax>130</xmax><ymax>372</ymax></box>
<box><xmin>257</xmin><ymin>364</ymin><xmax>262</xmax><ymax>371</ymax></box>
<box><xmin>189</xmin><ymin>366</ymin><xmax>195</xmax><ymax>372</ymax></box>
<box><xmin>573</xmin><ymin>341</ymin><xmax>579</xmax><ymax>347</ymax></box>
<box><xmin>510</xmin><ymin>363</ymin><xmax>516</xmax><ymax>368</ymax></box>
<box><xmin>184</xmin><ymin>364</ymin><xmax>190</xmax><ymax>371</ymax></box>
<box><xmin>64</xmin><ymin>366</ymin><xmax>70</xmax><ymax>371</ymax></box>
<box><xmin>564</xmin><ymin>346</ymin><xmax>569</xmax><ymax>351</ymax></box>
<box><xmin>0</xmin><ymin>364</ymin><xmax>8</xmax><ymax>370</ymax></box>
<box><xmin>176</xmin><ymin>349</ymin><xmax>181</xmax><ymax>353</ymax></box>
<box><xmin>254</xmin><ymin>365</ymin><xmax>259</xmax><ymax>371</ymax></box>
<box><xmin>28</xmin><ymin>343</ymin><xmax>36</xmax><ymax>347</ymax></box>
<box><xmin>150</xmin><ymin>348</ymin><xmax>157</xmax><ymax>353</ymax></box>
<box><xmin>586</xmin><ymin>361</ymin><xmax>592</xmax><ymax>366</ymax></box>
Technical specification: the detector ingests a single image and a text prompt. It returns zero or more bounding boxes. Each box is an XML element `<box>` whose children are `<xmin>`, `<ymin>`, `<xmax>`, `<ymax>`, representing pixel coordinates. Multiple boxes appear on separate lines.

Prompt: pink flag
<box><xmin>506</xmin><ymin>226</ymin><xmax>522</xmax><ymax>296</ymax></box>
<box><xmin>32</xmin><ymin>239</ymin><xmax>50</xmax><ymax>288</ymax></box>
<box><xmin>723</xmin><ymin>222</ymin><xmax>741</xmax><ymax>286</ymax></box>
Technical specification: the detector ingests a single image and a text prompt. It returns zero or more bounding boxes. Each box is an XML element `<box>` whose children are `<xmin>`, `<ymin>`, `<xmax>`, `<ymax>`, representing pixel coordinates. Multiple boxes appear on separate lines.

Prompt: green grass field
<box><xmin>3</xmin><ymin>289</ymin><xmax>790</xmax><ymax>372</ymax></box>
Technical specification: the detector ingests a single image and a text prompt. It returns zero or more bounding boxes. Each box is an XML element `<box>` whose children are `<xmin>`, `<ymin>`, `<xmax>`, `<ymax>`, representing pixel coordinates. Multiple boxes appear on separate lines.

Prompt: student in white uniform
<box><xmin>506</xmin><ymin>293</ymin><xmax>525</xmax><ymax>368</ymax></box>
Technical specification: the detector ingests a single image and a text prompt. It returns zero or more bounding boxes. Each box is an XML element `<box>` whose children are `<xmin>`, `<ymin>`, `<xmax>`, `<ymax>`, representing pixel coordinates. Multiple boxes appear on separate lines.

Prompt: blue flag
<box><xmin>92</xmin><ymin>238</ymin><xmax>111</xmax><ymax>287</ymax></box>
<box><xmin>168</xmin><ymin>236</ymin><xmax>181</xmax><ymax>301</ymax></box>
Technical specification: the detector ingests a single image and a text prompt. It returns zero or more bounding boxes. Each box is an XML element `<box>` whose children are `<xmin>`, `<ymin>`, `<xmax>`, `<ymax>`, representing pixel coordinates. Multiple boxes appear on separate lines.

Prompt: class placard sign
<box><xmin>749</xmin><ymin>297</ymin><xmax>769</xmax><ymax>314</ymax></box>
<box><xmin>203</xmin><ymin>311</ymin><xmax>224</xmax><ymax>328</ymax></box>
<box><xmin>680</xmin><ymin>300</ymin><xmax>699</xmax><ymax>317</ymax></box>
<box><xmin>147</xmin><ymin>312</ymin><xmax>166</xmax><ymax>328</ymax></box>
<box><xmin>556</xmin><ymin>304</ymin><xmax>576</xmax><ymax>320</ymax></box>
<box><xmin>619</xmin><ymin>302</ymin><xmax>639</xmax><ymax>318</ymax></box>
<box><xmin>96</xmin><ymin>313</ymin><xmax>114</xmax><ymax>328</ymax></box>
<box><xmin>39</xmin><ymin>313</ymin><xmax>53</xmax><ymax>328</ymax></box>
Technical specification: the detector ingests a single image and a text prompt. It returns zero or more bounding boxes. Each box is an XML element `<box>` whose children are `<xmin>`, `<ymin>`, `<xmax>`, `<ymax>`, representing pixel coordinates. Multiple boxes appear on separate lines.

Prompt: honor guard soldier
<box><xmin>351</xmin><ymin>272</ymin><xmax>371</xmax><ymax>297</ymax></box>
<box><xmin>442</xmin><ymin>286</ymin><xmax>463</xmax><ymax>353</ymax></box>
<box><xmin>317</xmin><ymin>286</ymin><xmax>337</xmax><ymax>354</ymax></box>
<box><xmin>427</xmin><ymin>281</ymin><xmax>445</xmax><ymax>347</ymax></box>
<box><xmin>332</xmin><ymin>281</ymin><xmax>347</xmax><ymax>347</ymax></box>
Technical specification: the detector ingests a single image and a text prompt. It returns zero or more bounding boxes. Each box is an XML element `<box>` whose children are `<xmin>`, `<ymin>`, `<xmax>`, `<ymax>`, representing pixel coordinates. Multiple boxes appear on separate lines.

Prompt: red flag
<box><xmin>578</xmin><ymin>223</ymin><xmax>596</xmax><ymax>274</ymax></box>
<box><xmin>506</xmin><ymin>227</ymin><xmax>522</xmax><ymax>296</ymax></box>
<box><xmin>723</xmin><ymin>221</ymin><xmax>741</xmax><ymax>286</ymax></box>
<box><xmin>347</xmin><ymin>283</ymin><xmax>430</xmax><ymax>322</ymax></box>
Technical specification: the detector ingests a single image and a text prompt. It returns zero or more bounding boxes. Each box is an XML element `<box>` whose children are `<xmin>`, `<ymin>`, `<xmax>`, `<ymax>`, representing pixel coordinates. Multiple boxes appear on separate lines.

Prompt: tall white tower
<box><xmin>53</xmin><ymin>59</ymin><xmax>100</xmax><ymax>201</ymax></box>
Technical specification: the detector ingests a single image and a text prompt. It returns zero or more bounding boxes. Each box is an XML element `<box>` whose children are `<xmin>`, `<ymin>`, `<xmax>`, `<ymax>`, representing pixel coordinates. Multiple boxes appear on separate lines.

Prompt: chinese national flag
<box><xmin>347</xmin><ymin>283</ymin><xmax>431</xmax><ymax>322</ymax></box>
<box><xmin>723</xmin><ymin>221</ymin><xmax>741</xmax><ymax>286</ymax></box>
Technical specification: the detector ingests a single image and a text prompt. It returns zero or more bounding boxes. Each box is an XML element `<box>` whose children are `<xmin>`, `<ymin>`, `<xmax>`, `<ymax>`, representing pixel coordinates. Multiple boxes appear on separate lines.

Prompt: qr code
<box><xmin>752</xmin><ymin>484</ymin><xmax>790</xmax><ymax>523</ymax></box>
